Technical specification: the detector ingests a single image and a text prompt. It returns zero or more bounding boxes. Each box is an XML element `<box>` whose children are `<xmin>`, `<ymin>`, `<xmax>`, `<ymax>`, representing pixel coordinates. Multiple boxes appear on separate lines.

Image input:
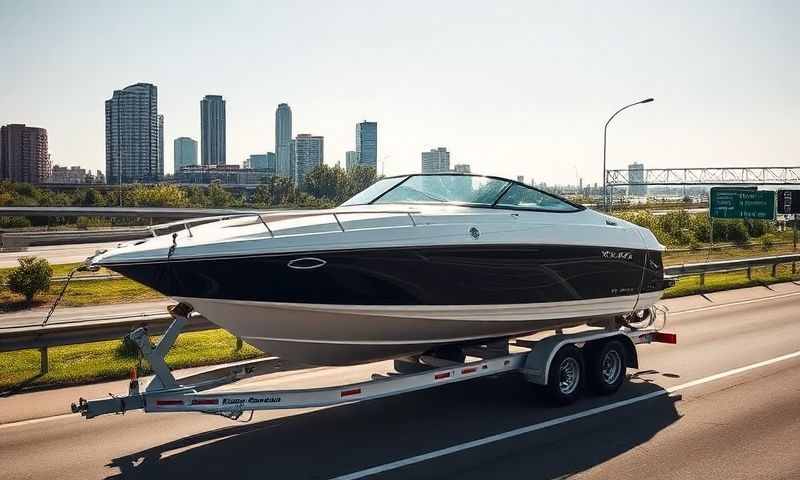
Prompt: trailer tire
<box><xmin>539</xmin><ymin>344</ymin><xmax>584</xmax><ymax>405</ymax></box>
<box><xmin>586</xmin><ymin>339</ymin><xmax>626</xmax><ymax>395</ymax></box>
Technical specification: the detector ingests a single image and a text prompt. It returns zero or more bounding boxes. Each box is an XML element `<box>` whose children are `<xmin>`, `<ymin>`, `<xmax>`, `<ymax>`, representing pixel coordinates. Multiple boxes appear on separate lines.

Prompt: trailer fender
<box><xmin>521</xmin><ymin>331</ymin><xmax>638</xmax><ymax>386</ymax></box>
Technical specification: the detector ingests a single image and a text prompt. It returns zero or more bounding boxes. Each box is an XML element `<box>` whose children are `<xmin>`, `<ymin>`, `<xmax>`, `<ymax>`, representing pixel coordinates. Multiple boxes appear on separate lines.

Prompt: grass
<box><xmin>0</xmin><ymin>262</ymin><xmax>164</xmax><ymax>312</ymax></box>
<box><xmin>0</xmin><ymin>329</ymin><xmax>263</xmax><ymax>392</ymax></box>
<box><xmin>663</xmin><ymin>263</ymin><xmax>800</xmax><ymax>298</ymax></box>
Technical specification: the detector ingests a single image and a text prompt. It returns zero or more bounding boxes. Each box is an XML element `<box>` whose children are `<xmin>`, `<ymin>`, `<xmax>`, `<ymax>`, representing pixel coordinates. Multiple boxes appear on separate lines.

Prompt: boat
<box><xmin>88</xmin><ymin>173</ymin><xmax>670</xmax><ymax>366</ymax></box>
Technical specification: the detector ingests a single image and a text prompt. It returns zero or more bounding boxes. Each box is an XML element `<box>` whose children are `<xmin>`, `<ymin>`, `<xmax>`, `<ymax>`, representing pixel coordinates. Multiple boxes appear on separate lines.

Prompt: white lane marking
<box><xmin>670</xmin><ymin>290</ymin><xmax>800</xmax><ymax>316</ymax></box>
<box><xmin>329</xmin><ymin>349</ymin><xmax>800</xmax><ymax>480</ymax></box>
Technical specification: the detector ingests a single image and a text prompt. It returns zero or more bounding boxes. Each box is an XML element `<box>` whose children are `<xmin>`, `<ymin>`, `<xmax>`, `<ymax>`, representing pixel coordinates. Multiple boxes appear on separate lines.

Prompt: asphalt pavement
<box><xmin>1</xmin><ymin>283</ymin><xmax>800</xmax><ymax>479</ymax></box>
<box><xmin>0</xmin><ymin>300</ymin><xmax>172</xmax><ymax>328</ymax></box>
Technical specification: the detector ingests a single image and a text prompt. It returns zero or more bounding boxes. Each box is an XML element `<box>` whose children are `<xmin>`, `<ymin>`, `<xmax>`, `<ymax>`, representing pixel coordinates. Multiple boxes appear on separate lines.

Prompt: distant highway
<box><xmin>1</xmin><ymin>283</ymin><xmax>799</xmax><ymax>479</ymax></box>
<box><xmin>0</xmin><ymin>300</ymin><xmax>172</xmax><ymax>329</ymax></box>
<box><xmin>0</xmin><ymin>242</ymin><xmax>120</xmax><ymax>268</ymax></box>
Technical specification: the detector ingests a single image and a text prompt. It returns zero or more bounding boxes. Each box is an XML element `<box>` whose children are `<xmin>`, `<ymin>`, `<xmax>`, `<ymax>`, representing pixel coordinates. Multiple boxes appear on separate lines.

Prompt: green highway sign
<box><xmin>710</xmin><ymin>187</ymin><xmax>776</xmax><ymax>220</ymax></box>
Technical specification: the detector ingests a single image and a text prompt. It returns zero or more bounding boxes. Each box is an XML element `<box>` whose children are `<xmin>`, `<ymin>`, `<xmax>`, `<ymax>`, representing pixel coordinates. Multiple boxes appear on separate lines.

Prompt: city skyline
<box><xmin>1</xmin><ymin>2</ymin><xmax>798</xmax><ymax>184</ymax></box>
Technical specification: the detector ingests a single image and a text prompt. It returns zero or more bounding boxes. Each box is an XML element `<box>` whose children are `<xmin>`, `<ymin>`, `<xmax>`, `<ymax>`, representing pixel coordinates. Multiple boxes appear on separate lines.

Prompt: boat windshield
<box><xmin>340</xmin><ymin>177</ymin><xmax>408</xmax><ymax>206</ymax></box>
<box><xmin>373</xmin><ymin>175</ymin><xmax>509</xmax><ymax>205</ymax></box>
<box><xmin>341</xmin><ymin>174</ymin><xmax>582</xmax><ymax>212</ymax></box>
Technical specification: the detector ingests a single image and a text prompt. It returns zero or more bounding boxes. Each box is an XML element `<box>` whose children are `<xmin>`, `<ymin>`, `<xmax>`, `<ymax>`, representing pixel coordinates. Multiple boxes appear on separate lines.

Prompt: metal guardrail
<box><xmin>0</xmin><ymin>313</ymin><xmax>214</xmax><ymax>353</ymax></box>
<box><xmin>0</xmin><ymin>206</ymin><xmax>265</xmax><ymax>219</ymax></box>
<box><xmin>664</xmin><ymin>253</ymin><xmax>800</xmax><ymax>285</ymax></box>
<box><xmin>0</xmin><ymin>313</ymin><xmax>216</xmax><ymax>376</ymax></box>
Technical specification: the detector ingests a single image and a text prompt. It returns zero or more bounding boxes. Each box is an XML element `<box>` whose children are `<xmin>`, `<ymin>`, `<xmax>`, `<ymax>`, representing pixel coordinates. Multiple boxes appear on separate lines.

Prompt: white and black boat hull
<box><xmin>175</xmin><ymin>292</ymin><xmax>663</xmax><ymax>365</ymax></box>
<box><xmin>104</xmin><ymin>243</ymin><xmax>668</xmax><ymax>365</ymax></box>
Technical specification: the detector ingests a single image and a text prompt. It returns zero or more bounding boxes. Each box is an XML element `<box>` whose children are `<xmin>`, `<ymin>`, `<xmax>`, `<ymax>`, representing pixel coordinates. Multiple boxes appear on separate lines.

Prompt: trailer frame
<box><xmin>71</xmin><ymin>304</ymin><xmax>674</xmax><ymax>420</ymax></box>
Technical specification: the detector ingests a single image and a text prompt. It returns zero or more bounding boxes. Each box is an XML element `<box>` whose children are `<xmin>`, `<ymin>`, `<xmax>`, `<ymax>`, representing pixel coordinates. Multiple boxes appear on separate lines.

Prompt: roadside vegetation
<box><xmin>663</xmin><ymin>263</ymin><xmax>800</xmax><ymax>298</ymax></box>
<box><xmin>0</xmin><ymin>329</ymin><xmax>262</xmax><ymax>392</ymax></box>
<box><xmin>0</xmin><ymin>164</ymin><xmax>378</xmax><ymax>229</ymax></box>
<box><xmin>0</xmin><ymin>261</ymin><xmax>163</xmax><ymax>312</ymax></box>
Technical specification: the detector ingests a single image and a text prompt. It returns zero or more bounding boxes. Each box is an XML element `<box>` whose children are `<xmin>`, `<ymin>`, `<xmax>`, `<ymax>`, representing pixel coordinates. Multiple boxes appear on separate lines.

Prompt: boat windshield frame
<box><xmin>341</xmin><ymin>173</ymin><xmax>586</xmax><ymax>213</ymax></box>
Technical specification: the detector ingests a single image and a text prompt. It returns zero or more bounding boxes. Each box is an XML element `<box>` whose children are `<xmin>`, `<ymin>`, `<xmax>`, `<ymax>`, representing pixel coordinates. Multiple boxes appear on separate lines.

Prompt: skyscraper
<box><xmin>345</xmin><ymin>151</ymin><xmax>359</xmax><ymax>171</ymax></box>
<box><xmin>421</xmin><ymin>147</ymin><xmax>450</xmax><ymax>173</ymax></box>
<box><xmin>0</xmin><ymin>124</ymin><xmax>50</xmax><ymax>183</ymax></box>
<box><xmin>245</xmin><ymin>154</ymin><xmax>268</xmax><ymax>170</ymax></box>
<box><xmin>275</xmin><ymin>103</ymin><xmax>293</xmax><ymax>178</ymax></box>
<box><xmin>201</xmin><ymin>95</ymin><xmax>226</xmax><ymax>166</ymax></box>
<box><xmin>627</xmin><ymin>162</ymin><xmax>647</xmax><ymax>196</ymax></box>
<box><xmin>157</xmin><ymin>114</ymin><xmax>164</xmax><ymax>179</ymax></box>
<box><xmin>355</xmin><ymin>121</ymin><xmax>377</xmax><ymax>168</ymax></box>
<box><xmin>294</xmin><ymin>134</ymin><xmax>323</xmax><ymax>187</ymax></box>
<box><xmin>105</xmin><ymin>83</ymin><xmax>159</xmax><ymax>183</ymax></box>
<box><xmin>174</xmin><ymin>137</ymin><xmax>198</xmax><ymax>172</ymax></box>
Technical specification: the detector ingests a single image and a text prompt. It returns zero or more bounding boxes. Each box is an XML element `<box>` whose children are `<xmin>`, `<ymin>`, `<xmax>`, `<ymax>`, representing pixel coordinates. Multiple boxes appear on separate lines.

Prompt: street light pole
<box><xmin>603</xmin><ymin>98</ymin><xmax>654</xmax><ymax>211</ymax></box>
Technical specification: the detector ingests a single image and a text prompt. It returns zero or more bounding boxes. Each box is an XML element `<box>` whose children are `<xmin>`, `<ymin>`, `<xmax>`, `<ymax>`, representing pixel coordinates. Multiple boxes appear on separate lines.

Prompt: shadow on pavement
<box><xmin>105</xmin><ymin>370</ymin><xmax>680</xmax><ymax>480</ymax></box>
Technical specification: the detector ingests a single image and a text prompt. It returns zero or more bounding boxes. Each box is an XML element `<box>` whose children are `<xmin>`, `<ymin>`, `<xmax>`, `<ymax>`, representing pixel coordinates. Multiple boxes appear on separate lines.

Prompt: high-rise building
<box><xmin>421</xmin><ymin>147</ymin><xmax>450</xmax><ymax>173</ymax></box>
<box><xmin>157</xmin><ymin>114</ymin><xmax>164</xmax><ymax>179</ymax></box>
<box><xmin>245</xmin><ymin>154</ymin><xmax>268</xmax><ymax>170</ymax></box>
<box><xmin>345</xmin><ymin>151</ymin><xmax>359</xmax><ymax>171</ymax></box>
<box><xmin>46</xmin><ymin>165</ymin><xmax>88</xmax><ymax>184</ymax></box>
<box><xmin>244</xmin><ymin>152</ymin><xmax>277</xmax><ymax>175</ymax></box>
<box><xmin>201</xmin><ymin>95</ymin><xmax>226</xmax><ymax>166</ymax></box>
<box><xmin>628</xmin><ymin>162</ymin><xmax>647</xmax><ymax>196</ymax></box>
<box><xmin>275</xmin><ymin>103</ymin><xmax>293</xmax><ymax>178</ymax></box>
<box><xmin>105</xmin><ymin>83</ymin><xmax>159</xmax><ymax>183</ymax></box>
<box><xmin>355</xmin><ymin>121</ymin><xmax>377</xmax><ymax>168</ymax></box>
<box><xmin>0</xmin><ymin>124</ymin><xmax>50</xmax><ymax>183</ymax></box>
<box><xmin>453</xmin><ymin>164</ymin><xmax>471</xmax><ymax>173</ymax></box>
<box><xmin>516</xmin><ymin>175</ymin><xmax>525</xmax><ymax>184</ymax></box>
<box><xmin>294</xmin><ymin>134</ymin><xmax>323</xmax><ymax>187</ymax></box>
<box><xmin>174</xmin><ymin>137</ymin><xmax>198</xmax><ymax>172</ymax></box>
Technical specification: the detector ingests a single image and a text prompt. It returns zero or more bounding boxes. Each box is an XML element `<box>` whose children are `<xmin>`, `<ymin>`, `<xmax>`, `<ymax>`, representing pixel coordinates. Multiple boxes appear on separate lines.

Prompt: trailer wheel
<box><xmin>586</xmin><ymin>340</ymin><xmax>626</xmax><ymax>395</ymax></box>
<box><xmin>540</xmin><ymin>344</ymin><xmax>584</xmax><ymax>405</ymax></box>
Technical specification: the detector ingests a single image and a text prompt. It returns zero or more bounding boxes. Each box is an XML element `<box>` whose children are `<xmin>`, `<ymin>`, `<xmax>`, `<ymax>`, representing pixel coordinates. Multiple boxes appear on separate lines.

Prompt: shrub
<box><xmin>760</xmin><ymin>233</ymin><xmax>777</xmax><ymax>251</ymax></box>
<box><xmin>725</xmin><ymin>220</ymin><xmax>750</xmax><ymax>244</ymax></box>
<box><xmin>0</xmin><ymin>216</ymin><xmax>32</xmax><ymax>228</ymax></box>
<box><xmin>76</xmin><ymin>216</ymin><xmax>112</xmax><ymax>230</ymax></box>
<box><xmin>745</xmin><ymin>219</ymin><xmax>773</xmax><ymax>238</ymax></box>
<box><xmin>6</xmin><ymin>256</ymin><xmax>53</xmax><ymax>305</ymax></box>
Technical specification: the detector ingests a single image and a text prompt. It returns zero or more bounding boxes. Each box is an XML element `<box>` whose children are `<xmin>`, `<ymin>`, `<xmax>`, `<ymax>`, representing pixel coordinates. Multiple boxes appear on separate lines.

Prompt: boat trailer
<box><xmin>72</xmin><ymin>303</ymin><xmax>676</xmax><ymax>420</ymax></box>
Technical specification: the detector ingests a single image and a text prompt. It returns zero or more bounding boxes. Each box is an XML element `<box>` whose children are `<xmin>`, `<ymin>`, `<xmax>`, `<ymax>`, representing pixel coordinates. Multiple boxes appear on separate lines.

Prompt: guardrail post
<box><xmin>793</xmin><ymin>262</ymin><xmax>797</xmax><ymax>275</ymax></box>
<box><xmin>699</xmin><ymin>273</ymin><xmax>705</xmax><ymax>286</ymax></box>
<box><xmin>39</xmin><ymin>347</ymin><xmax>48</xmax><ymax>375</ymax></box>
<box><xmin>236</xmin><ymin>336</ymin><xmax>243</xmax><ymax>351</ymax></box>
<box><xmin>747</xmin><ymin>266</ymin><xmax>752</xmax><ymax>280</ymax></box>
<box><xmin>772</xmin><ymin>263</ymin><xmax>778</xmax><ymax>277</ymax></box>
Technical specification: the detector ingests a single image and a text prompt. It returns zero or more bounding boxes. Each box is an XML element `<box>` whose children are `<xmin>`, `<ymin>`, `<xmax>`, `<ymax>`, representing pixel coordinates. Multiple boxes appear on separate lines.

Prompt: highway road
<box><xmin>0</xmin><ymin>242</ymin><xmax>119</xmax><ymax>268</ymax></box>
<box><xmin>1</xmin><ymin>283</ymin><xmax>800</xmax><ymax>479</ymax></box>
<box><xmin>0</xmin><ymin>300</ymin><xmax>172</xmax><ymax>329</ymax></box>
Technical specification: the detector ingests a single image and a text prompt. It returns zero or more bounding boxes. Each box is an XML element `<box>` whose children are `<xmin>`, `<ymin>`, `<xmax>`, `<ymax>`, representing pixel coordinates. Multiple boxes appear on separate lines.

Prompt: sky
<box><xmin>0</xmin><ymin>0</ymin><xmax>798</xmax><ymax>185</ymax></box>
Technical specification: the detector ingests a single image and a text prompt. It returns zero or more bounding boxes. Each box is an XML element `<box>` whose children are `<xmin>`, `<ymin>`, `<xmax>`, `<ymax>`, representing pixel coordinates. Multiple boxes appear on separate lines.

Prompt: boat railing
<box><xmin>147</xmin><ymin>209</ymin><xmax>421</xmax><ymax>239</ymax></box>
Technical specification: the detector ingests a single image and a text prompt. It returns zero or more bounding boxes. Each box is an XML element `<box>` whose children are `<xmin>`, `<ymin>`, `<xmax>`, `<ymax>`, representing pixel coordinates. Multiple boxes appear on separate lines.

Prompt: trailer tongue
<box><xmin>72</xmin><ymin>303</ymin><xmax>675</xmax><ymax>420</ymax></box>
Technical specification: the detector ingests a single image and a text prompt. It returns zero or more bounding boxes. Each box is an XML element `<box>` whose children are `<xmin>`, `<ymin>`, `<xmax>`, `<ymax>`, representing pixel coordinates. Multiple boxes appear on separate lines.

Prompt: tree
<box><xmin>207</xmin><ymin>181</ymin><xmax>234</xmax><ymax>207</ymax></box>
<box><xmin>126</xmin><ymin>184</ymin><xmax>188</xmax><ymax>207</ymax></box>
<box><xmin>346</xmin><ymin>165</ymin><xmax>379</xmax><ymax>198</ymax></box>
<box><xmin>7</xmin><ymin>256</ymin><xmax>53</xmax><ymax>306</ymax></box>
<box><xmin>304</xmin><ymin>164</ymin><xmax>349</xmax><ymax>202</ymax></box>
